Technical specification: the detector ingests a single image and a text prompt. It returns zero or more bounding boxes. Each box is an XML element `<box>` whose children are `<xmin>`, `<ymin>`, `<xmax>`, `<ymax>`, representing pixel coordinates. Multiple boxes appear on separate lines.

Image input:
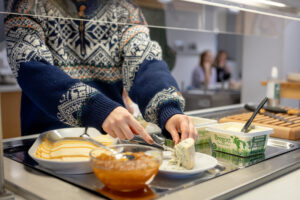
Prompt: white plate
<box><xmin>159</xmin><ymin>151</ymin><xmax>218</xmax><ymax>177</ymax></box>
<box><xmin>28</xmin><ymin>127</ymin><xmax>117</xmax><ymax>174</ymax></box>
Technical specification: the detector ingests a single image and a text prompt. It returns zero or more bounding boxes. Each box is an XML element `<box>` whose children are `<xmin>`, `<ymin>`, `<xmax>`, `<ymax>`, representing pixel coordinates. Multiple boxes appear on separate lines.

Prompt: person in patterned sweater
<box><xmin>5</xmin><ymin>0</ymin><xmax>197</xmax><ymax>144</ymax></box>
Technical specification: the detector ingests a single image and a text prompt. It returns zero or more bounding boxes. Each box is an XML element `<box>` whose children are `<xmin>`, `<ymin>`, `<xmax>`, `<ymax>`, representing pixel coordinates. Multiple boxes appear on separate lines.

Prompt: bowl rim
<box><xmin>89</xmin><ymin>143</ymin><xmax>163</xmax><ymax>160</ymax></box>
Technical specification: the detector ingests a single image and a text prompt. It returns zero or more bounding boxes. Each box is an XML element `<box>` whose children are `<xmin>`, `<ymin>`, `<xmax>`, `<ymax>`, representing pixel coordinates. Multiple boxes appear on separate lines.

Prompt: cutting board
<box><xmin>219</xmin><ymin>112</ymin><xmax>300</xmax><ymax>140</ymax></box>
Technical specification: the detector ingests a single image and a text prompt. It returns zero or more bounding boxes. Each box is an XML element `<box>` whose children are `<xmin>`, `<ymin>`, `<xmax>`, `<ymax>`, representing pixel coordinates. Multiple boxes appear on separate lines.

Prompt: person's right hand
<box><xmin>102</xmin><ymin>106</ymin><xmax>154</xmax><ymax>144</ymax></box>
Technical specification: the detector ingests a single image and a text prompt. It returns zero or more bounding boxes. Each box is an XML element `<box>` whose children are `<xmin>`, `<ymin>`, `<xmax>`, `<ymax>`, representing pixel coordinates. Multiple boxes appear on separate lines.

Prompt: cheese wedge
<box><xmin>170</xmin><ymin>138</ymin><xmax>195</xmax><ymax>170</ymax></box>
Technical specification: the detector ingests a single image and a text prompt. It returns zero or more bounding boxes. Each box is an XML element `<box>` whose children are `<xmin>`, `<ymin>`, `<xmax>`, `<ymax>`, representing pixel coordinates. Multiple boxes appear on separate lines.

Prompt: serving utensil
<box><xmin>241</xmin><ymin>97</ymin><xmax>268</xmax><ymax>133</ymax></box>
<box><xmin>128</xmin><ymin>135</ymin><xmax>174</xmax><ymax>152</ymax></box>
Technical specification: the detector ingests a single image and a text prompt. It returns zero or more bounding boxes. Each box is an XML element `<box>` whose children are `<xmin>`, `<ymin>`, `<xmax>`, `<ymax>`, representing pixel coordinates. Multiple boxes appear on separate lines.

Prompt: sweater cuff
<box><xmin>81</xmin><ymin>93</ymin><xmax>122</xmax><ymax>133</ymax></box>
<box><xmin>158</xmin><ymin>102</ymin><xmax>183</xmax><ymax>130</ymax></box>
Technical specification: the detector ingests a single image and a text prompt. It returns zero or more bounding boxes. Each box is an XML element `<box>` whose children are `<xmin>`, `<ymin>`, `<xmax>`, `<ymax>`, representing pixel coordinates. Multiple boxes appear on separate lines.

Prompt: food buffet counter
<box><xmin>2</xmin><ymin>104</ymin><xmax>300</xmax><ymax>200</ymax></box>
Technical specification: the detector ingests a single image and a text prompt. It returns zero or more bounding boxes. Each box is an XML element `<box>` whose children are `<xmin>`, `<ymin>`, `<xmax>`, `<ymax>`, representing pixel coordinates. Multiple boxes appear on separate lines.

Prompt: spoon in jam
<box><xmin>80</xmin><ymin>127</ymin><xmax>136</xmax><ymax>160</ymax></box>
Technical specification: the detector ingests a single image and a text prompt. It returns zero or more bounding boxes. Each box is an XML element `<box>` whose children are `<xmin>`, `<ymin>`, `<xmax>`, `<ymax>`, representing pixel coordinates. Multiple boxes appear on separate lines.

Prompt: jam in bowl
<box><xmin>90</xmin><ymin>144</ymin><xmax>163</xmax><ymax>191</ymax></box>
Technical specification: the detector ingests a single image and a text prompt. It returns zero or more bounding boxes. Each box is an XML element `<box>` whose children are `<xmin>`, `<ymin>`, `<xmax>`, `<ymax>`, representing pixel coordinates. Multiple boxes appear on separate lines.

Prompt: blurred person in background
<box><xmin>192</xmin><ymin>50</ymin><xmax>216</xmax><ymax>89</ymax></box>
<box><xmin>214</xmin><ymin>50</ymin><xmax>231</xmax><ymax>83</ymax></box>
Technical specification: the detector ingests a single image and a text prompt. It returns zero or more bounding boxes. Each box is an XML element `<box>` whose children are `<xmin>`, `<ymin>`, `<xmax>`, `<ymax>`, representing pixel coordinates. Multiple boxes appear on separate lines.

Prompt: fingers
<box><xmin>102</xmin><ymin>107</ymin><xmax>135</xmax><ymax>140</ymax></box>
<box><xmin>108</xmin><ymin>129</ymin><xmax>117</xmax><ymax>138</ymax></box>
<box><xmin>112</xmin><ymin>126</ymin><xmax>126</xmax><ymax>140</ymax></box>
<box><xmin>111</xmin><ymin>120</ymin><xmax>136</xmax><ymax>141</ymax></box>
<box><xmin>120</xmin><ymin>124</ymin><xmax>134</xmax><ymax>140</ymax></box>
<box><xmin>192</xmin><ymin>127</ymin><xmax>198</xmax><ymax>141</ymax></box>
<box><xmin>169</xmin><ymin>127</ymin><xmax>180</xmax><ymax>145</ymax></box>
<box><xmin>129</xmin><ymin>118</ymin><xmax>153</xmax><ymax>144</ymax></box>
<box><xmin>188</xmin><ymin>118</ymin><xmax>198</xmax><ymax>140</ymax></box>
<box><xmin>109</xmin><ymin>124</ymin><xmax>135</xmax><ymax>141</ymax></box>
<box><xmin>102</xmin><ymin>124</ymin><xmax>117</xmax><ymax>138</ymax></box>
<box><xmin>166</xmin><ymin>114</ymin><xmax>198</xmax><ymax>144</ymax></box>
<box><xmin>180</xmin><ymin>117</ymin><xmax>190</xmax><ymax>141</ymax></box>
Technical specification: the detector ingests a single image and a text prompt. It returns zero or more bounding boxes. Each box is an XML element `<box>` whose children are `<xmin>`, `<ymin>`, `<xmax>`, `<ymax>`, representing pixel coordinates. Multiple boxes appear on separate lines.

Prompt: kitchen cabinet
<box><xmin>1</xmin><ymin>86</ymin><xmax>21</xmax><ymax>138</ymax></box>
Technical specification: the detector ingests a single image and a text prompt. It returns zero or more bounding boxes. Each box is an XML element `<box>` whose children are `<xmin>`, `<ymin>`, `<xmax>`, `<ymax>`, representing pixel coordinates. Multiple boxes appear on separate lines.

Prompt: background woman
<box><xmin>192</xmin><ymin>50</ymin><xmax>216</xmax><ymax>89</ymax></box>
<box><xmin>214</xmin><ymin>50</ymin><xmax>231</xmax><ymax>83</ymax></box>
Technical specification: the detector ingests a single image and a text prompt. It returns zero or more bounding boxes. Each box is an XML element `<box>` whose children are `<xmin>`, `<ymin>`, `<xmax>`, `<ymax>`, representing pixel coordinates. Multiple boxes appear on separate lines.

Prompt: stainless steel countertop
<box><xmin>233</xmin><ymin>169</ymin><xmax>300</xmax><ymax>200</ymax></box>
<box><xmin>4</xmin><ymin>157</ymin><xmax>102</xmax><ymax>200</ymax></box>
<box><xmin>160</xmin><ymin>149</ymin><xmax>300</xmax><ymax>200</ymax></box>
<box><xmin>3</xmin><ymin>104</ymin><xmax>300</xmax><ymax>200</ymax></box>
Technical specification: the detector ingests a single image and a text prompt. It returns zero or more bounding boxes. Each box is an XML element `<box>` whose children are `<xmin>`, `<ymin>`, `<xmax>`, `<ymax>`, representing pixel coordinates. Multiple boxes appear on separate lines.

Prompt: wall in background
<box><xmin>168</xmin><ymin>30</ymin><xmax>217</xmax><ymax>90</ymax></box>
<box><xmin>241</xmin><ymin>35</ymin><xmax>282</xmax><ymax>104</ymax></box>
<box><xmin>0</xmin><ymin>2</ymin><xmax>5</xmax><ymax>42</ymax></box>
<box><xmin>283</xmin><ymin>21</ymin><xmax>300</xmax><ymax>74</ymax></box>
<box><xmin>281</xmin><ymin>20</ymin><xmax>300</xmax><ymax>107</ymax></box>
<box><xmin>164</xmin><ymin>4</ymin><xmax>217</xmax><ymax>90</ymax></box>
<box><xmin>241</xmin><ymin>13</ymin><xmax>284</xmax><ymax>104</ymax></box>
<box><xmin>241</xmin><ymin>17</ymin><xmax>300</xmax><ymax>107</ymax></box>
<box><xmin>0</xmin><ymin>1</ymin><xmax>5</xmax><ymax>42</ymax></box>
<box><xmin>0</xmin><ymin>3</ymin><xmax>11</xmax><ymax>75</ymax></box>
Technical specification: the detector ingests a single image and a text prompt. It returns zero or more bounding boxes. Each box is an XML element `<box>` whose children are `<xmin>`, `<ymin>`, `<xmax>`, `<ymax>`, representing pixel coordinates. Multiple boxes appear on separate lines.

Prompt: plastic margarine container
<box><xmin>206</xmin><ymin>122</ymin><xmax>273</xmax><ymax>157</ymax></box>
<box><xmin>191</xmin><ymin>117</ymin><xmax>217</xmax><ymax>144</ymax></box>
<box><xmin>212</xmin><ymin>151</ymin><xmax>265</xmax><ymax>168</ymax></box>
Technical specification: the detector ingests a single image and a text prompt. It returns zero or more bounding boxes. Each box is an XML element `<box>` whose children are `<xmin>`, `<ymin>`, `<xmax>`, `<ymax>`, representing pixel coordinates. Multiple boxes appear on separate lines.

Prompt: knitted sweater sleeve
<box><xmin>118</xmin><ymin>1</ymin><xmax>185</xmax><ymax>129</ymax></box>
<box><xmin>5</xmin><ymin>1</ymin><xmax>121</xmax><ymax>132</ymax></box>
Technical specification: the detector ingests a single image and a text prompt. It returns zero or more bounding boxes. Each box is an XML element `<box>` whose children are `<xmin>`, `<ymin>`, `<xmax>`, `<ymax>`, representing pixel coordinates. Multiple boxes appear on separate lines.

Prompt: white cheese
<box><xmin>169</xmin><ymin>138</ymin><xmax>195</xmax><ymax>170</ymax></box>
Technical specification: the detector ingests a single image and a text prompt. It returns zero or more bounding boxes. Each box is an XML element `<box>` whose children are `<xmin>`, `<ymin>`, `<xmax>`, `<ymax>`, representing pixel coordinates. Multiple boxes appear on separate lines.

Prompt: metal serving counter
<box><xmin>2</xmin><ymin>104</ymin><xmax>300</xmax><ymax>199</ymax></box>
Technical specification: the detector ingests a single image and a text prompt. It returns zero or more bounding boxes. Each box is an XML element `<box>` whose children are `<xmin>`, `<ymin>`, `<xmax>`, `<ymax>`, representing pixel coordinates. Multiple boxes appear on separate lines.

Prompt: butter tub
<box><xmin>191</xmin><ymin>117</ymin><xmax>217</xmax><ymax>144</ymax></box>
<box><xmin>212</xmin><ymin>151</ymin><xmax>265</xmax><ymax>168</ymax></box>
<box><xmin>207</xmin><ymin>122</ymin><xmax>273</xmax><ymax>157</ymax></box>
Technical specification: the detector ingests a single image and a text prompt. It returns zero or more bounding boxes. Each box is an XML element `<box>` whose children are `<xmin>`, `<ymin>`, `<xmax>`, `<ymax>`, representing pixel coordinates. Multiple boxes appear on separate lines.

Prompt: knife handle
<box><xmin>245</xmin><ymin>104</ymin><xmax>267</xmax><ymax>114</ymax></box>
<box><xmin>244</xmin><ymin>104</ymin><xmax>255</xmax><ymax>111</ymax></box>
<box><xmin>287</xmin><ymin>109</ymin><xmax>300</xmax><ymax>115</ymax></box>
<box><xmin>264</xmin><ymin>106</ymin><xmax>287</xmax><ymax>113</ymax></box>
<box><xmin>264</xmin><ymin>106</ymin><xmax>300</xmax><ymax>115</ymax></box>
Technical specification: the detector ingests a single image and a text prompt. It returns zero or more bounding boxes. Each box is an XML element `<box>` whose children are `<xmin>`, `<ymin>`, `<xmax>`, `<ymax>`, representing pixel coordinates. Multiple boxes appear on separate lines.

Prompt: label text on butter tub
<box><xmin>214</xmin><ymin>134</ymin><xmax>231</xmax><ymax>145</ymax></box>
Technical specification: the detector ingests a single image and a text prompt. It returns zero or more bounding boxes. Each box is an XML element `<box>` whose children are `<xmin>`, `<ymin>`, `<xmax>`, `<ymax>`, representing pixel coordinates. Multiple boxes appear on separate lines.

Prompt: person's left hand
<box><xmin>165</xmin><ymin>114</ymin><xmax>198</xmax><ymax>145</ymax></box>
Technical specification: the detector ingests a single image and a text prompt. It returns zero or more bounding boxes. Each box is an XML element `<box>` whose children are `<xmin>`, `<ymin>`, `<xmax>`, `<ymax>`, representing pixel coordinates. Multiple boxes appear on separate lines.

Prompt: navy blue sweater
<box><xmin>5</xmin><ymin>0</ymin><xmax>185</xmax><ymax>136</ymax></box>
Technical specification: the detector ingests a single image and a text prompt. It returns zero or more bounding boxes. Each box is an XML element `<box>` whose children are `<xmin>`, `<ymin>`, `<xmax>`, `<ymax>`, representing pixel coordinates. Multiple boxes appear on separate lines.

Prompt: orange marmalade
<box><xmin>91</xmin><ymin>152</ymin><xmax>160</xmax><ymax>191</ymax></box>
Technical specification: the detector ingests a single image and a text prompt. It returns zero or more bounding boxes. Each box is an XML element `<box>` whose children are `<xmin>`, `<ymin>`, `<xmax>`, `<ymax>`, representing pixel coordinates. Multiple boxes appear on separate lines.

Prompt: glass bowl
<box><xmin>90</xmin><ymin>144</ymin><xmax>163</xmax><ymax>192</ymax></box>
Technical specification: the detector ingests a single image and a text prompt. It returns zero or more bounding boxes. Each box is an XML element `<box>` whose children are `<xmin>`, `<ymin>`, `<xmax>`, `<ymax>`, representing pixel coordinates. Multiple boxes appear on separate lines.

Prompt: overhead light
<box><xmin>180</xmin><ymin>0</ymin><xmax>300</xmax><ymax>22</ymax></box>
<box><xmin>228</xmin><ymin>8</ymin><xmax>240</xmax><ymax>14</ymax></box>
<box><xmin>158</xmin><ymin>0</ymin><xmax>172</xmax><ymax>3</ymax></box>
<box><xmin>256</xmin><ymin>0</ymin><xmax>286</xmax><ymax>8</ymax></box>
<box><xmin>182</xmin><ymin>0</ymin><xmax>286</xmax><ymax>8</ymax></box>
<box><xmin>227</xmin><ymin>0</ymin><xmax>286</xmax><ymax>8</ymax></box>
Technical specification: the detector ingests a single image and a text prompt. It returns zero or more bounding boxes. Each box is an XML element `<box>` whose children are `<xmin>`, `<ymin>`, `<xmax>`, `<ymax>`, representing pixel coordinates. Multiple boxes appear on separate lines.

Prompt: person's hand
<box><xmin>102</xmin><ymin>106</ymin><xmax>153</xmax><ymax>144</ymax></box>
<box><xmin>165</xmin><ymin>114</ymin><xmax>198</xmax><ymax>145</ymax></box>
<box><xmin>122</xmin><ymin>89</ymin><xmax>135</xmax><ymax>114</ymax></box>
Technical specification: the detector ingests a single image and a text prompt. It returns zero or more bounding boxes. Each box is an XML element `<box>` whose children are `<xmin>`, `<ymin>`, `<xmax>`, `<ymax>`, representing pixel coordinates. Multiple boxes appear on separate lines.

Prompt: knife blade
<box><xmin>244</xmin><ymin>104</ymin><xmax>295</xmax><ymax>124</ymax></box>
<box><xmin>261</xmin><ymin>112</ymin><xmax>295</xmax><ymax>124</ymax></box>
